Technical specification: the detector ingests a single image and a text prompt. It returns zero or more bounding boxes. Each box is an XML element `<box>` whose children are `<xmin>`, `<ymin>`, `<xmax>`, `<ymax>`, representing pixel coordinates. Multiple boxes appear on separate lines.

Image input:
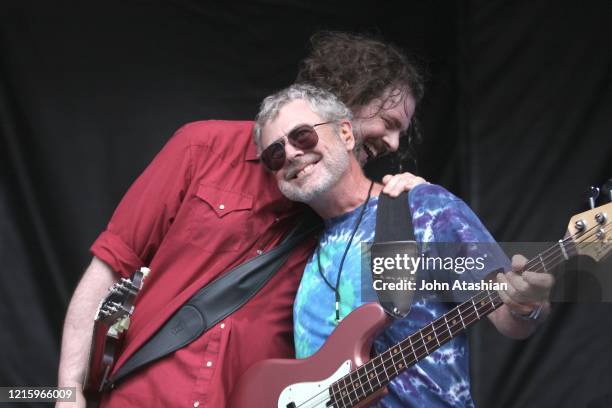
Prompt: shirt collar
<box><xmin>245</xmin><ymin>126</ymin><xmax>260</xmax><ymax>161</ymax></box>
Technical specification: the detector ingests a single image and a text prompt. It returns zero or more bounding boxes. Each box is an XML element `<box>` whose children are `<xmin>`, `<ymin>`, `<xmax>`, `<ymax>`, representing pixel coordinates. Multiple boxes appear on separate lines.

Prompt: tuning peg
<box><xmin>601</xmin><ymin>179</ymin><xmax>612</xmax><ymax>202</ymax></box>
<box><xmin>587</xmin><ymin>186</ymin><xmax>600</xmax><ymax>209</ymax></box>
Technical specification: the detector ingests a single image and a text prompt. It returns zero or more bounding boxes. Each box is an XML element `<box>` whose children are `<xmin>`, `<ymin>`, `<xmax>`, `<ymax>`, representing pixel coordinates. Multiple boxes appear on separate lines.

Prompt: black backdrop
<box><xmin>1</xmin><ymin>1</ymin><xmax>611</xmax><ymax>407</ymax></box>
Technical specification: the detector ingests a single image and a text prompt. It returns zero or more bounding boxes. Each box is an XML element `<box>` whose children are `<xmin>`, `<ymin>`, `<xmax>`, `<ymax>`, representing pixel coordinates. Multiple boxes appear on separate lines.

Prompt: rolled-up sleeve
<box><xmin>91</xmin><ymin>126</ymin><xmax>194</xmax><ymax>277</ymax></box>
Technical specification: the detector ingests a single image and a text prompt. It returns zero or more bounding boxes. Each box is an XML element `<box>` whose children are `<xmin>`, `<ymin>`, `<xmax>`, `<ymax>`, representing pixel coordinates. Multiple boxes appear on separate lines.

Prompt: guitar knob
<box><xmin>587</xmin><ymin>186</ymin><xmax>600</xmax><ymax>209</ymax></box>
<box><xmin>595</xmin><ymin>212</ymin><xmax>607</xmax><ymax>225</ymax></box>
<box><xmin>602</xmin><ymin>179</ymin><xmax>612</xmax><ymax>202</ymax></box>
<box><xmin>575</xmin><ymin>219</ymin><xmax>587</xmax><ymax>231</ymax></box>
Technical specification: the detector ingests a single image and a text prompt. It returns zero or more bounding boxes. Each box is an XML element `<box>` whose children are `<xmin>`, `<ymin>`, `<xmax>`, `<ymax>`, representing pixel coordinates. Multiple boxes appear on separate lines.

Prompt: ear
<box><xmin>338</xmin><ymin>119</ymin><xmax>355</xmax><ymax>151</ymax></box>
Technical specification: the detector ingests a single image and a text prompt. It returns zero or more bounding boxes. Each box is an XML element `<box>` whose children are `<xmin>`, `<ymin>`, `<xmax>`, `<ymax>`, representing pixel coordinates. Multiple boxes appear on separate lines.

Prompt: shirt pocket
<box><xmin>187</xmin><ymin>184</ymin><xmax>253</xmax><ymax>252</ymax></box>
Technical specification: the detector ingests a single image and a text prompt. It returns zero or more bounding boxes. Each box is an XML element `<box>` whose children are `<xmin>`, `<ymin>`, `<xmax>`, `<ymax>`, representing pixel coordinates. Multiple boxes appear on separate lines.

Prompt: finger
<box><xmin>504</xmin><ymin>270</ymin><xmax>530</xmax><ymax>294</ymax></box>
<box><xmin>502</xmin><ymin>271</ymin><xmax>552</xmax><ymax>305</ymax></box>
<box><xmin>497</xmin><ymin>273</ymin><xmax>538</xmax><ymax>314</ymax></box>
<box><xmin>498</xmin><ymin>272</ymin><xmax>528</xmax><ymax>303</ymax></box>
<box><xmin>522</xmin><ymin>271</ymin><xmax>555</xmax><ymax>291</ymax></box>
<box><xmin>386</xmin><ymin>173</ymin><xmax>424</xmax><ymax>191</ymax></box>
<box><xmin>498</xmin><ymin>272</ymin><xmax>537</xmax><ymax>306</ymax></box>
<box><xmin>511</xmin><ymin>254</ymin><xmax>528</xmax><ymax>273</ymax></box>
<box><xmin>382</xmin><ymin>174</ymin><xmax>393</xmax><ymax>185</ymax></box>
<box><xmin>382</xmin><ymin>176</ymin><xmax>403</xmax><ymax>197</ymax></box>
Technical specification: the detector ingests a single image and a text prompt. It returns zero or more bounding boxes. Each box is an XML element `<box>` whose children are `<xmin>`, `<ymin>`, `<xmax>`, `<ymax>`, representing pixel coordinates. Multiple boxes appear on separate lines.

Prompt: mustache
<box><xmin>284</xmin><ymin>154</ymin><xmax>320</xmax><ymax>180</ymax></box>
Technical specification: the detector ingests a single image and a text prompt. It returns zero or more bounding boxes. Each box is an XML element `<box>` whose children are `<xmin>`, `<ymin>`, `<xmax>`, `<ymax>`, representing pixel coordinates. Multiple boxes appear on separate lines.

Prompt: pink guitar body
<box><xmin>230</xmin><ymin>303</ymin><xmax>392</xmax><ymax>408</ymax></box>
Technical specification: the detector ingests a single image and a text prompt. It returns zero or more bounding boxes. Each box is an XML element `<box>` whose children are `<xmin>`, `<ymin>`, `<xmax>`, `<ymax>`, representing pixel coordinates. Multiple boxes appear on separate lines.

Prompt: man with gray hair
<box><xmin>254</xmin><ymin>85</ymin><xmax>355</xmax><ymax>204</ymax></box>
<box><xmin>256</xmin><ymin>84</ymin><xmax>554</xmax><ymax>407</ymax></box>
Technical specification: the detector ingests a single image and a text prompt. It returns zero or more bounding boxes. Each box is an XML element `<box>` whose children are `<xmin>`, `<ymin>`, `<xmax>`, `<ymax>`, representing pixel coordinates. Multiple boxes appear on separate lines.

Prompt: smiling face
<box><xmin>260</xmin><ymin>99</ymin><xmax>353</xmax><ymax>204</ymax></box>
<box><xmin>352</xmin><ymin>87</ymin><xmax>416</xmax><ymax>165</ymax></box>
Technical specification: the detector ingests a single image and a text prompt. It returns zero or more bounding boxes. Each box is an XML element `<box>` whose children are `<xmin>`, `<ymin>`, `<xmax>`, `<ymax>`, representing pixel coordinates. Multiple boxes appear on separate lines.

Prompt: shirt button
<box><xmin>206</xmin><ymin>361</ymin><xmax>213</xmax><ymax>367</ymax></box>
<box><xmin>220</xmin><ymin>323</ymin><xmax>225</xmax><ymax>329</ymax></box>
<box><xmin>193</xmin><ymin>401</ymin><xmax>199</xmax><ymax>407</ymax></box>
<box><xmin>256</xmin><ymin>249</ymin><xmax>263</xmax><ymax>255</ymax></box>
<box><xmin>274</xmin><ymin>217</ymin><xmax>280</xmax><ymax>222</ymax></box>
<box><xmin>219</xmin><ymin>204</ymin><xmax>225</xmax><ymax>210</ymax></box>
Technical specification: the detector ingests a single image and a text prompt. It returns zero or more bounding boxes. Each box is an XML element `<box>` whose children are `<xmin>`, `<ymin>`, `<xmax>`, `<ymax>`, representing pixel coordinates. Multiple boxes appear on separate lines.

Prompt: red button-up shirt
<box><xmin>91</xmin><ymin>120</ymin><xmax>315</xmax><ymax>407</ymax></box>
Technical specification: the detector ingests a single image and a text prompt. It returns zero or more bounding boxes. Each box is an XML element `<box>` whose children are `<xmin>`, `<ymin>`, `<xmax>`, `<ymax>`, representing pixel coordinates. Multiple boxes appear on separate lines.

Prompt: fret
<box><xmin>374</xmin><ymin>355</ymin><xmax>387</xmax><ymax>382</ymax></box>
<box><xmin>339</xmin><ymin>372</ymin><xmax>352</xmax><ymax>407</ymax></box>
<box><xmin>433</xmin><ymin>319</ymin><xmax>448</xmax><ymax>344</ymax></box>
<box><xmin>538</xmin><ymin>254</ymin><xmax>548</xmax><ymax>273</ymax></box>
<box><xmin>397</xmin><ymin>346</ymin><xmax>408</xmax><ymax>374</ymax></box>
<box><xmin>478</xmin><ymin>295</ymin><xmax>493</xmax><ymax>315</ymax></box>
<box><xmin>471</xmin><ymin>297</ymin><xmax>480</xmax><ymax>319</ymax></box>
<box><xmin>373</xmin><ymin>360</ymin><xmax>383</xmax><ymax>390</ymax></box>
<box><xmin>379</xmin><ymin>350</ymin><xmax>392</xmax><ymax>380</ymax></box>
<box><xmin>421</xmin><ymin>324</ymin><xmax>436</xmax><ymax>350</ymax></box>
<box><xmin>390</xmin><ymin>345</ymin><xmax>407</xmax><ymax>376</ymax></box>
<box><xmin>374</xmin><ymin>355</ymin><xmax>384</xmax><ymax>386</ymax></box>
<box><xmin>363</xmin><ymin>361</ymin><xmax>377</xmax><ymax>393</ymax></box>
<box><xmin>430</xmin><ymin>323</ymin><xmax>441</xmax><ymax>346</ymax></box>
<box><xmin>443</xmin><ymin>314</ymin><xmax>453</xmax><ymax>339</ymax></box>
<box><xmin>486</xmin><ymin>290</ymin><xmax>496</xmax><ymax>307</ymax></box>
<box><xmin>419</xmin><ymin>330</ymin><xmax>429</xmax><ymax>355</ymax></box>
<box><xmin>334</xmin><ymin>391</ymin><xmax>345</xmax><ymax>408</ymax></box>
<box><xmin>463</xmin><ymin>301</ymin><xmax>478</xmax><ymax>326</ymax></box>
<box><xmin>458</xmin><ymin>306</ymin><xmax>466</xmax><ymax>329</ymax></box>
<box><xmin>351</xmin><ymin>369</ymin><xmax>367</xmax><ymax>401</ymax></box>
<box><xmin>347</xmin><ymin>371</ymin><xmax>361</xmax><ymax>404</ymax></box>
<box><xmin>381</xmin><ymin>351</ymin><xmax>391</xmax><ymax>382</ymax></box>
<box><xmin>446</xmin><ymin>309</ymin><xmax>462</xmax><ymax>336</ymax></box>
<box><xmin>407</xmin><ymin>334</ymin><xmax>419</xmax><ymax>362</ymax></box>
<box><xmin>331</xmin><ymin>381</ymin><xmax>346</xmax><ymax>408</ymax></box>
<box><xmin>331</xmin><ymin>381</ymin><xmax>339</xmax><ymax>403</ymax></box>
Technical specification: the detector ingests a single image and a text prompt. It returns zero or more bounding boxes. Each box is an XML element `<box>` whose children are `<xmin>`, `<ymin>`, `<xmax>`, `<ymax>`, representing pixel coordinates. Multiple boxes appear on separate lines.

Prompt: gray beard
<box><xmin>278</xmin><ymin>148</ymin><xmax>350</xmax><ymax>204</ymax></box>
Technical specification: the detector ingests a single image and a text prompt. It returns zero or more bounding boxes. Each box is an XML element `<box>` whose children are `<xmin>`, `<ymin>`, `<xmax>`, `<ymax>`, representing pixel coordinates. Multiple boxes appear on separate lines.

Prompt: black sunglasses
<box><xmin>260</xmin><ymin>121</ymin><xmax>333</xmax><ymax>171</ymax></box>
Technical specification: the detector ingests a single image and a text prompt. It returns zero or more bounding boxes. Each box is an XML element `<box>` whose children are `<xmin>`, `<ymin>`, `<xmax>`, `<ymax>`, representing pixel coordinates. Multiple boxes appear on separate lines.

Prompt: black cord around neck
<box><xmin>316</xmin><ymin>180</ymin><xmax>375</xmax><ymax>322</ymax></box>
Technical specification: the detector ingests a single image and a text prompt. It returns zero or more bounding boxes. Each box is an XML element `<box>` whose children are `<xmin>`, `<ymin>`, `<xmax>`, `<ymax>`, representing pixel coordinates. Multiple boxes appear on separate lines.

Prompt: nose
<box><xmin>284</xmin><ymin>140</ymin><xmax>304</xmax><ymax>161</ymax></box>
<box><xmin>382</xmin><ymin>131</ymin><xmax>401</xmax><ymax>152</ymax></box>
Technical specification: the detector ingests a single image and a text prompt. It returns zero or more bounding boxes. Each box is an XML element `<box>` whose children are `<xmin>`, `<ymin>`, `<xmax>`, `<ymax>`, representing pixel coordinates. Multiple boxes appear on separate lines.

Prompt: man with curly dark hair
<box><xmin>57</xmin><ymin>31</ymin><xmax>426</xmax><ymax>407</ymax></box>
<box><xmin>297</xmin><ymin>31</ymin><xmax>424</xmax><ymax>171</ymax></box>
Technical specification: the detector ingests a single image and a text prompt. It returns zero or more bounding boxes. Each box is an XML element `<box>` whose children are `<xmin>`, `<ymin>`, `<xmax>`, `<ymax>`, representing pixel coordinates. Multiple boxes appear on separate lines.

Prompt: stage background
<box><xmin>1</xmin><ymin>1</ymin><xmax>611</xmax><ymax>406</ymax></box>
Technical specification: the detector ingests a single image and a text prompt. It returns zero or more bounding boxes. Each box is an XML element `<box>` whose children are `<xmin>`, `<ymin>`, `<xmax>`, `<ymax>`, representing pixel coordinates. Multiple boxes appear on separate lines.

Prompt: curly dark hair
<box><xmin>296</xmin><ymin>31</ymin><xmax>425</xmax><ymax>170</ymax></box>
<box><xmin>296</xmin><ymin>31</ymin><xmax>424</xmax><ymax>111</ymax></box>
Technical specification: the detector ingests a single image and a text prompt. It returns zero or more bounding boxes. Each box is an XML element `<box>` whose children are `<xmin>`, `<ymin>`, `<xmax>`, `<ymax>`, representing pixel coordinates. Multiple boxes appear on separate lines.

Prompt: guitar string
<box><xmin>295</xmin><ymin>220</ymin><xmax>610</xmax><ymax>408</ymax></box>
<box><xmin>296</xmin><ymin>288</ymin><xmax>503</xmax><ymax>408</ymax></box>
<box><xmin>329</xmin><ymin>221</ymin><xmax>612</xmax><ymax>407</ymax></box>
<box><xmin>325</xmin><ymin>221</ymin><xmax>611</xmax><ymax>407</ymax></box>
<box><xmin>299</xmin><ymin>221</ymin><xmax>610</xmax><ymax>408</ymax></box>
<box><xmin>308</xmin><ymin>221</ymin><xmax>611</xmax><ymax>408</ymax></box>
<box><xmin>294</xmin><ymin>289</ymin><xmax>503</xmax><ymax>408</ymax></box>
<box><xmin>329</xmin><ymin>229</ymin><xmax>608</xmax><ymax>408</ymax></box>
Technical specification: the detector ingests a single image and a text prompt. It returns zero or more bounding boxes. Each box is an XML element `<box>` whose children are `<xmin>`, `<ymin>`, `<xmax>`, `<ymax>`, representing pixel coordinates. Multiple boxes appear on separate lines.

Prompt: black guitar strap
<box><xmin>372</xmin><ymin>191</ymin><xmax>419</xmax><ymax>318</ymax></box>
<box><xmin>108</xmin><ymin>212</ymin><xmax>322</xmax><ymax>388</ymax></box>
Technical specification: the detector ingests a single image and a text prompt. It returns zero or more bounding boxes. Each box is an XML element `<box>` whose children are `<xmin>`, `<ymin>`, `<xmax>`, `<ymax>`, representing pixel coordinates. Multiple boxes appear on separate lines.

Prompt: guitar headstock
<box><xmin>95</xmin><ymin>267</ymin><xmax>150</xmax><ymax>334</ymax></box>
<box><xmin>566</xmin><ymin>202</ymin><xmax>612</xmax><ymax>262</ymax></box>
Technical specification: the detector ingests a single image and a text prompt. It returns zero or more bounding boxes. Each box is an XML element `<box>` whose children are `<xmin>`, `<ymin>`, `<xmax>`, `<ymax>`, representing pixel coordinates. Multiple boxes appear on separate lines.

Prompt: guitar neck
<box><xmin>328</xmin><ymin>238</ymin><xmax>578</xmax><ymax>407</ymax></box>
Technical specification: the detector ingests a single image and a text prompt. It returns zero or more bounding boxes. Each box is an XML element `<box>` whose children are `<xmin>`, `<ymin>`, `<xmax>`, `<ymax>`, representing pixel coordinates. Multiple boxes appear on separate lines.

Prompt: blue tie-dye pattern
<box><xmin>294</xmin><ymin>184</ymin><xmax>511</xmax><ymax>407</ymax></box>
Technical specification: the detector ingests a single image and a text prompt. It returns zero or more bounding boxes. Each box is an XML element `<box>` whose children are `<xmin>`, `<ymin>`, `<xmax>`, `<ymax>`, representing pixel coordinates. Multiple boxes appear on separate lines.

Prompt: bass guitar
<box><xmin>230</xmin><ymin>202</ymin><xmax>612</xmax><ymax>408</ymax></box>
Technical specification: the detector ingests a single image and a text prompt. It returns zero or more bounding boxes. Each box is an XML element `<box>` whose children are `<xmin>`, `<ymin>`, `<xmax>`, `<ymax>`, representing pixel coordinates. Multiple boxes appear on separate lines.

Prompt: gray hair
<box><xmin>253</xmin><ymin>84</ymin><xmax>353</xmax><ymax>153</ymax></box>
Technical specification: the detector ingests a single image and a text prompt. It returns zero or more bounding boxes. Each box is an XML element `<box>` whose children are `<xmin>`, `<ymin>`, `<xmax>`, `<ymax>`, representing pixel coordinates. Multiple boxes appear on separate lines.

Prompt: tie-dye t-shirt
<box><xmin>294</xmin><ymin>183</ymin><xmax>510</xmax><ymax>407</ymax></box>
